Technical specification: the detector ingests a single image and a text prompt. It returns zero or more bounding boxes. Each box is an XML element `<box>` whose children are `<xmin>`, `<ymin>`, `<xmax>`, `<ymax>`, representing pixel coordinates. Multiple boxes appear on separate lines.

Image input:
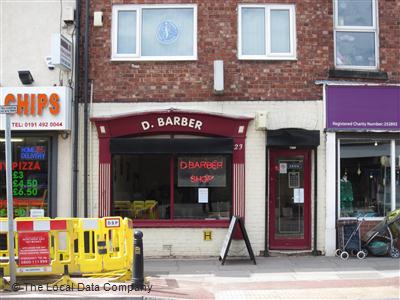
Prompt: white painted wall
<box><xmin>83</xmin><ymin>100</ymin><xmax>325</xmax><ymax>257</ymax></box>
<box><xmin>0</xmin><ymin>1</ymin><xmax>75</xmax><ymax>87</ymax></box>
<box><xmin>0</xmin><ymin>1</ymin><xmax>76</xmax><ymax>217</ymax></box>
<box><xmin>325</xmin><ymin>132</ymin><xmax>336</xmax><ymax>256</ymax></box>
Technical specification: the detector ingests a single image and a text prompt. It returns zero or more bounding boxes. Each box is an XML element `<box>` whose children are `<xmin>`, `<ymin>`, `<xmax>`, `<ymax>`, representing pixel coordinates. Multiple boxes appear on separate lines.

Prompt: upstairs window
<box><xmin>112</xmin><ymin>4</ymin><xmax>197</xmax><ymax>61</ymax></box>
<box><xmin>334</xmin><ymin>0</ymin><xmax>378</xmax><ymax>69</ymax></box>
<box><xmin>238</xmin><ymin>4</ymin><xmax>296</xmax><ymax>60</ymax></box>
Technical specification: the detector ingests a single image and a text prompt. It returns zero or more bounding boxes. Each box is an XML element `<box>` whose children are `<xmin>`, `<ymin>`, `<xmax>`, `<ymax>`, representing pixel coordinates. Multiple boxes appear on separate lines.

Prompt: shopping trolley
<box><xmin>336</xmin><ymin>218</ymin><xmax>368</xmax><ymax>260</ymax></box>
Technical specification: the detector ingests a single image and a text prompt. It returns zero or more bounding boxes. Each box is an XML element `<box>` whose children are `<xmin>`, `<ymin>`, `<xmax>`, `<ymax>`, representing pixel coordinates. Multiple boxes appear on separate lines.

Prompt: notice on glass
<box><xmin>198</xmin><ymin>188</ymin><xmax>209</xmax><ymax>203</ymax></box>
<box><xmin>293</xmin><ymin>188</ymin><xmax>304</xmax><ymax>203</ymax></box>
<box><xmin>279</xmin><ymin>163</ymin><xmax>287</xmax><ymax>174</ymax></box>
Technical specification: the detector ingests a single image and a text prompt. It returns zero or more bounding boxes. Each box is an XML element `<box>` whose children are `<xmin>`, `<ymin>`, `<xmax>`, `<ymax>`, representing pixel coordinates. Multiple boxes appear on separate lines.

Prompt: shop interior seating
<box><xmin>113</xmin><ymin>200</ymin><xmax>132</xmax><ymax>218</ymax></box>
<box><xmin>132</xmin><ymin>200</ymin><xmax>158</xmax><ymax>219</ymax></box>
<box><xmin>132</xmin><ymin>200</ymin><xmax>145</xmax><ymax>218</ymax></box>
<box><xmin>144</xmin><ymin>200</ymin><xmax>158</xmax><ymax>219</ymax></box>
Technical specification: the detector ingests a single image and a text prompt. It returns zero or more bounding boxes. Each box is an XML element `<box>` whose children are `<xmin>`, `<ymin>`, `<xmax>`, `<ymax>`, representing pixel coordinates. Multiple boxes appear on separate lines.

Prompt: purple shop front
<box><xmin>326</xmin><ymin>86</ymin><xmax>400</xmax><ymax>131</ymax></box>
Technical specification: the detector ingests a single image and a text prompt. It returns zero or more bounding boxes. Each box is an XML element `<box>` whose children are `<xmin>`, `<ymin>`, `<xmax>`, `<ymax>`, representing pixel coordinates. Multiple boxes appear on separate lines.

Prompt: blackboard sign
<box><xmin>178</xmin><ymin>156</ymin><xmax>226</xmax><ymax>187</ymax></box>
<box><xmin>219</xmin><ymin>216</ymin><xmax>256</xmax><ymax>265</ymax></box>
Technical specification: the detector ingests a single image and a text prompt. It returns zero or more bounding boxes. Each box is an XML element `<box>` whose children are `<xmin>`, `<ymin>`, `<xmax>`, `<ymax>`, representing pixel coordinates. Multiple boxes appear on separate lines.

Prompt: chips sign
<box><xmin>0</xmin><ymin>86</ymin><xmax>71</xmax><ymax>130</ymax></box>
<box><xmin>18</xmin><ymin>232</ymin><xmax>50</xmax><ymax>266</ymax></box>
<box><xmin>178</xmin><ymin>156</ymin><xmax>226</xmax><ymax>187</ymax></box>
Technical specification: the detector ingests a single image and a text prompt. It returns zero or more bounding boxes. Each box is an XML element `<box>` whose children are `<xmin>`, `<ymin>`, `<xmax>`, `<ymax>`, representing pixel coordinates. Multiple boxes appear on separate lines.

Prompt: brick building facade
<box><xmin>81</xmin><ymin>0</ymin><xmax>400</xmax><ymax>257</ymax></box>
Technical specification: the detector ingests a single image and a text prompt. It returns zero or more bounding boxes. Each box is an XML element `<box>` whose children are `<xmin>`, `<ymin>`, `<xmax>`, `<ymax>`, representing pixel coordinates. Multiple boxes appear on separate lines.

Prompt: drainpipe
<box><xmin>83</xmin><ymin>0</ymin><xmax>89</xmax><ymax>217</ymax></box>
<box><xmin>313</xmin><ymin>149</ymin><xmax>318</xmax><ymax>255</ymax></box>
<box><xmin>264</xmin><ymin>146</ymin><xmax>269</xmax><ymax>257</ymax></box>
<box><xmin>72</xmin><ymin>0</ymin><xmax>81</xmax><ymax>217</ymax></box>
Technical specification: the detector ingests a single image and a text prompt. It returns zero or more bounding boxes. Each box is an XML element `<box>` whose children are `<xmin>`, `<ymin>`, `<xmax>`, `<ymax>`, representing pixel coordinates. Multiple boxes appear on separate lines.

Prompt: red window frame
<box><xmin>111</xmin><ymin>154</ymin><xmax>233</xmax><ymax>228</ymax></box>
<box><xmin>91</xmin><ymin>110</ymin><xmax>251</xmax><ymax>227</ymax></box>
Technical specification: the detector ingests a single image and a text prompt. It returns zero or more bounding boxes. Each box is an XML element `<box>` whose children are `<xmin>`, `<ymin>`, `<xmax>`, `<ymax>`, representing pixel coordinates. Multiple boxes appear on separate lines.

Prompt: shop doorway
<box><xmin>268</xmin><ymin>149</ymin><xmax>311</xmax><ymax>249</ymax></box>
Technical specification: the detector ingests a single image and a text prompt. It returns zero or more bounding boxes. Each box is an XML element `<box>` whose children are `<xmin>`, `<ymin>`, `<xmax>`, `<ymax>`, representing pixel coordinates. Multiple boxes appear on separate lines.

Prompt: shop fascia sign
<box><xmin>0</xmin><ymin>86</ymin><xmax>72</xmax><ymax>130</ymax></box>
<box><xmin>140</xmin><ymin>115</ymin><xmax>203</xmax><ymax>132</ymax></box>
<box><xmin>326</xmin><ymin>86</ymin><xmax>400</xmax><ymax>131</ymax></box>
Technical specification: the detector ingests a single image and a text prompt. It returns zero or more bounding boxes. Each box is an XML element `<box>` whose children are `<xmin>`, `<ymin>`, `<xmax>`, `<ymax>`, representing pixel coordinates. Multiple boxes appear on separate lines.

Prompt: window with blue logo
<box><xmin>112</xmin><ymin>5</ymin><xmax>197</xmax><ymax>60</ymax></box>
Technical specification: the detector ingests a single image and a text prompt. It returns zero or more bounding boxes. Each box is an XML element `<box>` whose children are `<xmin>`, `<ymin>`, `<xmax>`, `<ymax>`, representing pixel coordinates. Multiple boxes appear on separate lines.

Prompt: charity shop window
<box><xmin>112</xmin><ymin>4</ymin><xmax>197</xmax><ymax>61</ymax></box>
<box><xmin>0</xmin><ymin>137</ymin><xmax>50</xmax><ymax>217</ymax></box>
<box><xmin>338</xmin><ymin>138</ymin><xmax>399</xmax><ymax>219</ymax></box>
<box><xmin>238</xmin><ymin>4</ymin><xmax>296</xmax><ymax>60</ymax></box>
<box><xmin>334</xmin><ymin>0</ymin><xmax>378</xmax><ymax>69</ymax></box>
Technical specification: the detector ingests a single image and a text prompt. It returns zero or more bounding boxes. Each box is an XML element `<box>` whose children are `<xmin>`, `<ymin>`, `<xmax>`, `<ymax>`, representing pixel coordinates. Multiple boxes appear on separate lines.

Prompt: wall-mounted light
<box><xmin>18</xmin><ymin>70</ymin><xmax>34</xmax><ymax>85</ymax></box>
<box><xmin>374</xmin><ymin>141</ymin><xmax>378</xmax><ymax>146</ymax></box>
<box><xmin>60</xmin><ymin>132</ymin><xmax>70</xmax><ymax>140</ymax></box>
<box><xmin>213</xmin><ymin>60</ymin><xmax>224</xmax><ymax>94</ymax></box>
<box><xmin>0</xmin><ymin>138</ymin><xmax>24</xmax><ymax>142</ymax></box>
<box><xmin>94</xmin><ymin>11</ymin><xmax>103</xmax><ymax>27</ymax></box>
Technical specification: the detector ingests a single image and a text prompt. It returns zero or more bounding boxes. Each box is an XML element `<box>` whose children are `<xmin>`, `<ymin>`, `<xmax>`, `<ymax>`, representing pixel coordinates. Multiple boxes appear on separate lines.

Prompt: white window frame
<box><xmin>238</xmin><ymin>4</ymin><xmax>297</xmax><ymax>60</ymax></box>
<box><xmin>337</xmin><ymin>138</ymin><xmax>399</xmax><ymax>221</ymax></box>
<box><xmin>111</xmin><ymin>4</ymin><xmax>197</xmax><ymax>61</ymax></box>
<box><xmin>333</xmin><ymin>0</ymin><xmax>379</xmax><ymax>70</ymax></box>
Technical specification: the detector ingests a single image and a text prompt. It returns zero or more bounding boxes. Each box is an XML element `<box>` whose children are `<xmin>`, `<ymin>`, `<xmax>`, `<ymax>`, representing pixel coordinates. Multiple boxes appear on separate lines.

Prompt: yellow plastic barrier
<box><xmin>0</xmin><ymin>217</ymin><xmax>75</xmax><ymax>277</ymax></box>
<box><xmin>0</xmin><ymin>217</ymin><xmax>133</xmax><ymax>277</ymax></box>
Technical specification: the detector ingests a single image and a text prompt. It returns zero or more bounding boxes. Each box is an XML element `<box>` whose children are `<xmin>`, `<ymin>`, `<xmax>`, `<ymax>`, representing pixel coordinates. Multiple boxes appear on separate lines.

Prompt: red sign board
<box><xmin>18</xmin><ymin>232</ymin><xmax>50</xmax><ymax>266</ymax></box>
<box><xmin>178</xmin><ymin>156</ymin><xmax>227</xmax><ymax>187</ymax></box>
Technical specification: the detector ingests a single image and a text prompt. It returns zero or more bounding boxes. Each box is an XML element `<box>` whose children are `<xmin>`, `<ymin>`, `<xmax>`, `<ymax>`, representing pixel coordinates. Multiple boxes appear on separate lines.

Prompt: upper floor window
<box><xmin>238</xmin><ymin>4</ymin><xmax>296</xmax><ymax>60</ymax></box>
<box><xmin>334</xmin><ymin>0</ymin><xmax>378</xmax><ymax>69</ymax></box>
<box><xmin>112</xmin><ymin>4</ymin><xmax>197</xmax><ymax>61</ymax></box>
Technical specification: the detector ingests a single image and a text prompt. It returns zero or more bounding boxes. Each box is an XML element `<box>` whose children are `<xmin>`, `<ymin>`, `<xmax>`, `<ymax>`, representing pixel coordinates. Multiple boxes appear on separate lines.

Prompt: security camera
<box><xmin>45</xmin><ymin>56</ymin><xmax>55</xmax><ymax>70</ymax></box>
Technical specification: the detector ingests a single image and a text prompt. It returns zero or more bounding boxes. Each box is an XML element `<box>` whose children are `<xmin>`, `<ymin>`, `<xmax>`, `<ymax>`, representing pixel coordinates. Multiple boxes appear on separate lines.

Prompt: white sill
<box><xmin>111</xmin><ymin>56</ymin><xmax>197</xmax><ymax>62</ymax></box>
<box><xmin>338</xmin><ymin>217</ymin><xmax>384</xmax><ymax>221</ymax></box>
<box><xmin>238</xmin><ymin>56</ymin><xmax>297</xmax><ymax>61</ymax></box>
<box><xmin>334</xmin><ymin>65</ymin><xmax>379</xmax><ymax>71</ymax></box>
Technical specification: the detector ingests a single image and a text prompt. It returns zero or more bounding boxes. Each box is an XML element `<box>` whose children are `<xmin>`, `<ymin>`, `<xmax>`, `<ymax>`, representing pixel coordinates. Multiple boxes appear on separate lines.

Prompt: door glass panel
<box><xmin>275</xmin><ymin>156</ymin><xmax>304</xmax><ymax>239</ymax></box>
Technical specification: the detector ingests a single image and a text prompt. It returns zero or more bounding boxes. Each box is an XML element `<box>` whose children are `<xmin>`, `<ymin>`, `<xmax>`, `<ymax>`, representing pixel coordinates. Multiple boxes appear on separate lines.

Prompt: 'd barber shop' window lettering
<box><xmin>112</xmin><ymin>154</ymin><xmax>232</xmax><ymax>221</ymax></box>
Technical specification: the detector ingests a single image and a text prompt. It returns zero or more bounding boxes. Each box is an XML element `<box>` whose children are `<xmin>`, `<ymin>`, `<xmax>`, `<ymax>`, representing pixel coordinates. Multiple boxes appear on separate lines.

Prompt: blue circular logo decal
<box><xmin>156</xmin><ymin>20</ymin><xmax>179</xmax><ymax>45</ymax></box>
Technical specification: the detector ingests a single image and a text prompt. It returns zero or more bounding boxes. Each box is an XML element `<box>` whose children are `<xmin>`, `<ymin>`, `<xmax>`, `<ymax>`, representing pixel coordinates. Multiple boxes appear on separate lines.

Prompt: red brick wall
<box><xmin>86</xmin><ymin>0</ymin><xmax>400</xmax><ymax>103</ymax></box>
<box><xmin>378</xmin><ymin>0</ymin><xmax>400</xmax><ymax>80</ymax></box>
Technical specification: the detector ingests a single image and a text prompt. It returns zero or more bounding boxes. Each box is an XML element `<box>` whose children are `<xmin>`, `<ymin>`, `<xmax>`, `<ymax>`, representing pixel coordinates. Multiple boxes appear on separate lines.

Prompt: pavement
<box><xmin>1</xmin><ymin>256</ymin><xmax>399</xmax><ymax>299</ymax></box>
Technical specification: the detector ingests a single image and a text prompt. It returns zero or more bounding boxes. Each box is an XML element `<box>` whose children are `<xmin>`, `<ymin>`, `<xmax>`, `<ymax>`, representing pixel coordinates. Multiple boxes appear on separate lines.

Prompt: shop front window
<box><xmin>0</xmin><ymin>137</ymin><xmax>50</xmax><ymax>217</ymax></box>
<box><xmin>112</xmin><ymin>154</ymin><xmax>231</xmax><ymax>221</ymax></box>
<box><xmin>396</xmin><ymin>141</ymin><xmax>400</xmax><ymax>209</ymax></box>
<box><xmin>174</xmin><ymin>156</ymin><xmax>231</xmax><ymax>219</ymax></box>
<box><xmin>339</xmin><ymin>139</ymin><xmax>399</xmax><ymax>218</ymax></box>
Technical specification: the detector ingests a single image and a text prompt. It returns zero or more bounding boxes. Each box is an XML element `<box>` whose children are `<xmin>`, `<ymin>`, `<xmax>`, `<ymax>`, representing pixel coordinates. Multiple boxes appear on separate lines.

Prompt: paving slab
<box><xmin>1</xmin><ymin>256</ymin><xmax>399</xmax><ymax>299</ymax></box>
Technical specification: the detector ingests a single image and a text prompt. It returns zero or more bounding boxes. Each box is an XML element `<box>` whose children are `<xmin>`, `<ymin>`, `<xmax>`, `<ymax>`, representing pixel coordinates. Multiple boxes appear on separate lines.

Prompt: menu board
<box><xmin>178</xmin><ymin>156</ymin><xmax>226</xmax><ymax>187</ymax></box>
<box><xmin>12</xmin><ymin>146</ymin><xmax>46</xmax><ymax>198</ymax></box>
<box><xmin>0</xmin><ymin>139</ymin><xmax>49</xmax><ymax>217</ymax></box>
<box><xmin>219</xmin><ymin>216</ymin><xmax>256</xmax><ymax>265</ymax></box>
